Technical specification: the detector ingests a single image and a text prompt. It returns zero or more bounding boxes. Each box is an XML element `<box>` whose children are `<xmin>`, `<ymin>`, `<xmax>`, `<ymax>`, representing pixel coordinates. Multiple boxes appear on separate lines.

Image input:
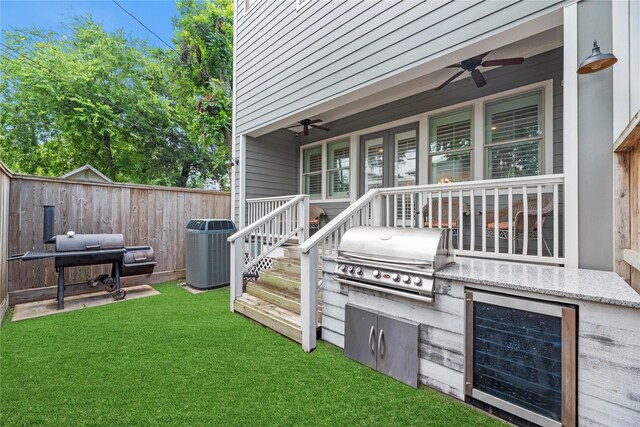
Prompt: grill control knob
<box><xmin>355</xmin><ymin>267</ymin><xmax>363</xmax><ymax>275</ymax></box>
<box><xmin>402</xmin><ymin>275</ymin><xmax>411</xmax><ymax>284</ymax></box>
<box><xmin>348</xmin><ymin>266</ymin><xmax>355</xmax><ymax>274</ymax></box>
<box><xmin>338</xmin><ymin>264</ymin><xmax>346</xmax><ymax>272</ymax></box>
<box><xmin>391</xmin><ymin>273</ymin><xmax>400</xmax><ymax>282</ymax></box>
<box><xmin>372</xmin><ymin>270</ymin><xmax>381</xmax><ymax>278</ymax></box>
<box><xmin>413</xmin><ymin>277</ymin><xmax>423</xmax><ymax>286</ymax></box>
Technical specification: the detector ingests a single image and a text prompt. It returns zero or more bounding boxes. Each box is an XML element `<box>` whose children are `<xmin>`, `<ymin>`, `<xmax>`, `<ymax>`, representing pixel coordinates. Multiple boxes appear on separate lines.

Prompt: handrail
<box><xmin>299</xmin><ymin>189</ymin><xmax>379</xmax><ymax>254</ymax></box>
<box><xmin>228</xmin><ymin>194</ymin><xmax>308</xmax><ymax>243</ymax></box>
<box><xmin>247</xmin><ymin>195</ymin><xmax>302</xmax><ymax>203</ymax></box>
<box><xmin>378</xmin><ymin>174</ymin><xmax>565</xmax><ymax>195</ymax></box>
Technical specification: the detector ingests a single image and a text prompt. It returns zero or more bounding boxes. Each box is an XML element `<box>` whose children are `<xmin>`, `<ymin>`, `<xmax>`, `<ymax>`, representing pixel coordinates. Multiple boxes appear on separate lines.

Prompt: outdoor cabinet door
<box><xmin>344</xmin><ymin>304</ymin><xmax>377</xmax><ymax>370</ymax></box>
<box><xmin>376</xmin><ymin>314</ymin><xmax>419</xmax><ymax>388</ymax></box>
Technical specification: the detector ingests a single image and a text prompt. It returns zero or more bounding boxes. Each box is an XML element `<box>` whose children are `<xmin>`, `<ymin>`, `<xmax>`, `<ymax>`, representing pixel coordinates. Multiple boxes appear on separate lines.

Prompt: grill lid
<box><xmin>55</xmin><ymin>233</ymin><xmax>125</xmax><ymax>252</ymax></box>
<box><xmin>337</xmin><ymin>226</ymin><xmax>454</xmax><ymax>270</ymax></box>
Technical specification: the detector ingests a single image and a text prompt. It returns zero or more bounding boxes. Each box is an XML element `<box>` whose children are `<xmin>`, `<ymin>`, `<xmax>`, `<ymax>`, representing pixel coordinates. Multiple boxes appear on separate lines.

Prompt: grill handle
<box><xmin>335</xmin><ymin>277</ymin><xmax>434</xmax><ymax>303</ymax></box>
<box><xmin>85</xmin><ymin>244</ymin><xmax>101</xmax><ymax>250</ymax></box>
<box><xmin>368</xmin><ymin>326</ymin><xmax>375</xmax><ymax>354</ymax></box>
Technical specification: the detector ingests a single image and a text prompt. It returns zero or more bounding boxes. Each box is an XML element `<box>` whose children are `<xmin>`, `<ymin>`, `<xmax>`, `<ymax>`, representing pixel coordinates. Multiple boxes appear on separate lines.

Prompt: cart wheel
<box><xmin>113</xmin><ymin>289</ymin><xmax>127</xmax><ymax>301</ymax></box>
<box><xmin>105</xmin><ymin>283</ymin><xmax>116</xmax><ymax>293</ymax></box>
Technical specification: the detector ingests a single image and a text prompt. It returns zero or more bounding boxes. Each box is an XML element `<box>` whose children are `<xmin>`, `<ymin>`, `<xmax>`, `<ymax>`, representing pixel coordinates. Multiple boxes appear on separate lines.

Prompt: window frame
<box><xmin>302</xmin><ymin>145</ymin><xmax>323</xmax><ymax>199</ymax></box>
<box><xmin>326</xmin><ymin>139</ymin><xmax>350</xmax><ymax>198</ymax></box>
<box><xmin>428</xmin><ymin>107</ymin><xmax>474</xmax><ymax>184</ymax></box>
<box><xmin>299</xmin><ymin>138</ymin><xmax>351</xmax><ymax>202</ymax></box>
<box><xmin>483</xmin><ymin>90</ymin><xmax>545</xmax><ymax>180</ymax></box>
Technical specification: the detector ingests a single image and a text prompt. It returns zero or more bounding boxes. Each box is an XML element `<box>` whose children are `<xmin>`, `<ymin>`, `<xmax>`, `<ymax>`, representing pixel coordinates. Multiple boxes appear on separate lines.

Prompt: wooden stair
<box><xmin>233</xmin><ymin>246</ymin><xmax>322</xmax><ymax>344</ymax></box>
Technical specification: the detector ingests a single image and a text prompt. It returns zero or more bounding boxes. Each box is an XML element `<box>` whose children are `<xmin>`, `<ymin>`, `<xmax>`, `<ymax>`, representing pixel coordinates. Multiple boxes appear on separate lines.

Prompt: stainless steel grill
<box><xmin>335</xmin><ymin>226</ymin><xmax>454</xmax><ymax>303</ymax></box>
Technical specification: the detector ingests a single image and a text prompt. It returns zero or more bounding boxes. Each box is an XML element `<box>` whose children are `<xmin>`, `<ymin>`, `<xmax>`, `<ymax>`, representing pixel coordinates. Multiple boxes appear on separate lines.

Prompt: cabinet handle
<box><xmin>369</xmin><ymin>326</ymin><xmax>375</xmax><ymax>354</ymax></box>
<box><xmin>378</xmin><ymin>329</ymin><xmax>385</xmax><ymax>358</ymax></box>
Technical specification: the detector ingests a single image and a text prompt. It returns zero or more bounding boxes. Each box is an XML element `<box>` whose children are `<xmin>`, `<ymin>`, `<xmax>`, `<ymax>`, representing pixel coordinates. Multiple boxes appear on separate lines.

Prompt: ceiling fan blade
<box><xmin>445</xmin><ymin>63</ymin><xmax>462</xmax><ymax>69</ymax></box>
<box><xmin>471</xmin><ymin>69</ymin><xmax>487</xmax><ymax>88</ymax></box>
<box><xmin>285</xmin><ymin>124</ymin><xmax>301</xmax><ymax>129</ymax></box>
<box><xmin>309</xmin><ymin>119</ymin><xmax>323</xmax><ymax>124</ymax></box>
<box><xmin>303</xmin><ymin>124</ymin><xmax>309</xmax><ymax>136</ymax></box>
<box><xmin>310</xmin><ymin>124</ymin><xmax>330</xmax><ymax>131</ymax></box>
<box><xmin>473</xmin><ymin>51</ymin><xmax>492</xmax><ymax>61</ymax></box>
<box><xmin>434</xmin><ymin>70</ymin><xmax>465</xmax><ymax>91</ymax></box>
<box><xmin>481</xmin><ymin>57</ymin><xmax>524</xmax><ymax>67</ymax></box>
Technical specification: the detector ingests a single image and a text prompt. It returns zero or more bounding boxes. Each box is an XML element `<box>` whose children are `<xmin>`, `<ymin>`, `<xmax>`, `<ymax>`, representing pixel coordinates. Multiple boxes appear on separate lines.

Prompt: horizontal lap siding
<box><xmin>245</xmin><ymin>132</ymin><xmax>298</xmax><ymax>200</ymax></box>
<box><xmin>235</xmin><ymin>0</ymin><xmax>566</xmax><ymax>134</ymax></box>
<box><xmin>7</xmin><ymin>177</ymin><xmax>230</xmax><ymax>294</ymax></box>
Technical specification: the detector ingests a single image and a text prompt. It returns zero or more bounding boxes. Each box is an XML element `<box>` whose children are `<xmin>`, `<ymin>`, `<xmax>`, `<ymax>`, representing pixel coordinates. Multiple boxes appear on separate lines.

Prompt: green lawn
<box><xmin>0</xmin><ymin>282</ymin><xmax>502</xmax><ymax>426</ymax></box>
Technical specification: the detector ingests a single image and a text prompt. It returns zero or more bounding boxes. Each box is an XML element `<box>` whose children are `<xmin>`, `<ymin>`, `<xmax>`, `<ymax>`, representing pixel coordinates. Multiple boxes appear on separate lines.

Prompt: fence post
<box><xmin>229</xmin><ymin>239</ymin><xmax>244</xmax><ymax>311</ymax></box>
<box><xmin>300</xmin><ymin>244</ymin><xmax>318</xmax><ymax>352</ymax></box>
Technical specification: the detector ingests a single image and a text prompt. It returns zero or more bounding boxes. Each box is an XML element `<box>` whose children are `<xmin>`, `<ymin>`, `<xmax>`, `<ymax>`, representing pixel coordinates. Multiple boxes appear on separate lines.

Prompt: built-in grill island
<box><xmin>9</xmin><ymin>205</ymin><xmax>157</xmax><ymax>309</ymax></box>
<box><xmin>337</xmin><ymin>226</ymin><xmax>453</xmax><ymax>388</ymax></box>
<box><xmin>335</xmin><ymin>226</ymin><xmax>454</xmax><ymax>303</ymax></box>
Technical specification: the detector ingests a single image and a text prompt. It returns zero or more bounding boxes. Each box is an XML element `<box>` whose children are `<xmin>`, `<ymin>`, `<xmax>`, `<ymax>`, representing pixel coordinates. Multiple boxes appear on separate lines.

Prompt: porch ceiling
<box><xmin>248</xmin><ymin>21</ymin><xmax>563</xmax><ymax>138</ymax></box>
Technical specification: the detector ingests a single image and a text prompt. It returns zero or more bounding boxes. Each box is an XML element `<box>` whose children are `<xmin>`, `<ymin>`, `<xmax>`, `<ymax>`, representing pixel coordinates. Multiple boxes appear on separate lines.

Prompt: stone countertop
<box><xmin>436</xmin><ymin>257</ymin><xmax>640</xmax><ymax>308</ymax></box>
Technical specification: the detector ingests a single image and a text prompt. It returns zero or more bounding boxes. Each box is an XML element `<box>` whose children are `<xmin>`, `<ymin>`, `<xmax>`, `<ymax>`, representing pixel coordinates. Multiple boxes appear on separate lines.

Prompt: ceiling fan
<box><xmin>435</xmin><ymin>52</ymin><xmax>525</xmax><ymax>91</ymax></box>
<box><xmin>283</xmin><ymin>118</ymin><xmax>330</xmax><ymax>136</ymax></box>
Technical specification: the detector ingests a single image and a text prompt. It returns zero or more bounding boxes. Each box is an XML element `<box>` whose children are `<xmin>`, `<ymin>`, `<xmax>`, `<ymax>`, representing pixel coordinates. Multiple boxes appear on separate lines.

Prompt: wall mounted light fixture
<box><xmin>577</xmin><ymin>40</ymin><xmax>617</xmax><ymax>74</ymax></box>
<box><xmin>224</xmin><ymin>157</ymin><xmax>240</xmax><ymax>167</ymax></box>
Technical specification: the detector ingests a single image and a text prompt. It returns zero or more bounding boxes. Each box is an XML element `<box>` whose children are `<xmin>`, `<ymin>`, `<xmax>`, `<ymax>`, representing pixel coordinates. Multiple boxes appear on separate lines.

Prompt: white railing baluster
<box><xmin>493</xmin><ymin>187</ymin><xmax>499</xmax><ymax>254</ymax></box>
<box><xmin>508</xmin><ymin>187</ymin><xmax>513</xmax><ymax>255</ymax></box>
<box><xmin>428</xmin><ymin>192</ymin><xmax>433</xmax><ymax>229</ymax></box>
<box><xmin>458</xmin><ymin>191</ymin><xmax>463</xmax><ymax>250</ymax></box>
<box><xmin>418</xmin><ymin>193</ymin><xmax>424</xmax><ymax>229</ymax></box>
<box><xmin>522</xmin><ymin>186</ymin><xmax>529</xmax><ymax>256</ymax></box>
<box><xmin>537</xmin><ymin>185</ymin><xmax>543</xmax><ymax>257</ymax></box>
<box><xmin>410</xmin><ymin>193</ymin><xmax>415</xmax><ymax>228</ymax></box>
<box><xmin>482</xmin><ymin>188</ymin><xmax>487</xmax><ymax>253</ymax></box>
<box><xmin>438</xmin><ymin>191</ymin><xmax>442</xmax><ymax>228</ymax></box>
<box><xmin>470</xmin><ymin>189</ymin><xmax>475</xmax><ymax>252</ymax></box>
<box><xmin>394</xmin><ymin>194</ymin><xmax>398</xmax><ymax>227</ymax></box>
<box><xmin>385</xmin><ymin>195</ymin><xmax>390</xmax><ymax>227</ymax></box>
<box><xmin>553</xmin><ymin>183</ymin><xmax>559</xmax><ymax>259</ymax></box>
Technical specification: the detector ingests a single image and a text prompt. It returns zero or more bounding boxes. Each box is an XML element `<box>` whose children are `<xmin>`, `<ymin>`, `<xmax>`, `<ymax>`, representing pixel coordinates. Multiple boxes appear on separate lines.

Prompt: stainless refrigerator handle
<box><xmin>369</xmin><ymin>325</ymin><xmax>375</xmax><ymax>354</ymax></box>
<box><xmin>378</xmin><ymin>329</ymin><xmax>385</xmax><ymax>358</ymax></box>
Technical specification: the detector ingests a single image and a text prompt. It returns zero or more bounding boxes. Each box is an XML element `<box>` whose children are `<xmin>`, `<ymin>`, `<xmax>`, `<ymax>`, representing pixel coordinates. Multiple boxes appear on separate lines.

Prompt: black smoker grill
<box><xmin>9</xmin><ymin>205</ymin><xmax>157</xmax><ymax>309</ymax></box>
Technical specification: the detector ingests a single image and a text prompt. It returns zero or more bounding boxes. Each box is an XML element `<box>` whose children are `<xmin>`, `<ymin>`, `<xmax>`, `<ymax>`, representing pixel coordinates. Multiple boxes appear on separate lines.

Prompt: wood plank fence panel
<box><xmin>6</xmin><ymin>174</ymin><xmax>230</xmax><ymax>301</ymax></box>
<box><xmin>0</xmin><ymin>162</ymin><xmax>11</xmax><ymax>321</ymax></box>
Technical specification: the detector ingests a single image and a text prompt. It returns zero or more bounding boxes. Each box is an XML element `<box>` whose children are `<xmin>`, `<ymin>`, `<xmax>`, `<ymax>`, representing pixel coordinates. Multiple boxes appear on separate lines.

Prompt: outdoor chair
<box><xmin>309</xmin><ymin>205</ymin><xmax>326</xmax><ymax>230</ymax></box>
<box><xmin>422</xmin><ymin>198</ymin><xmax>470</xmax><ymax>236</ymax></box>
<box><xmin>485</xmin><ymin>194</ymin><xmax>554</xmax><ymax>255</ymax></box>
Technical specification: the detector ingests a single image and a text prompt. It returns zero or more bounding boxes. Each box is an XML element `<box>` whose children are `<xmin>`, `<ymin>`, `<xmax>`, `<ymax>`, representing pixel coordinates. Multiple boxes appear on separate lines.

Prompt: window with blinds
<box><xmin>485</xmin><ymin>91</ymin><xmax>542</xmax><ymax>179</ymax></box>
<box><xmin>364</xmin><ymin>137</ymin><xmax>384</xmax><ymax>191</ymax></box>
<box><xmin>327</xmin><ymin>140</ymin><xmax>350</xmax><ymax>197</ymax></box>
<box><xmin>303</xmin><ymin>146</ymin><xmax>322</xmax><ymax>198</ymax></box>
<box><xmin>429</xmin><ymin>108</ymin><xmax>472</xmax><ymax>183</ymax></box>
<box><xmin>394</xmin><ymin>129</ymin><xmax>416</xmax><ymax>187</ymax></box>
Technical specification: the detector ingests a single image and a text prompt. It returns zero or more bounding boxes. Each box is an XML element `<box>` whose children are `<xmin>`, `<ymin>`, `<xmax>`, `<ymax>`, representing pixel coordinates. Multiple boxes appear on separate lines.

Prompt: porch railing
<box><xmin>228</xmin><ymin>194</ymin><xmax>309</xmax><ymax>310</ymax></box>
<box><xmin>297</xmin><ymin>189</ymin><xmax>381</xmax><ymax>351</ymax></box>
<box><xmin>378</xmin><ymin>174</ymin><xmax>565</xmax><ymax>264</ymax></box>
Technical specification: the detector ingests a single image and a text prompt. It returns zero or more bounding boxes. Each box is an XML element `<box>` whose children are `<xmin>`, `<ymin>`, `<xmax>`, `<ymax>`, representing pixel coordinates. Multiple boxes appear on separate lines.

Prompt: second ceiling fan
<box><xmin>435</xmin><ymin>51</ymin><xmax>525</xmax><ymax>91</ymax></box>
<box><xmin>284</xmin><ymin>118</ymin><xmax>330</xmax><ymax>136</ymax></box>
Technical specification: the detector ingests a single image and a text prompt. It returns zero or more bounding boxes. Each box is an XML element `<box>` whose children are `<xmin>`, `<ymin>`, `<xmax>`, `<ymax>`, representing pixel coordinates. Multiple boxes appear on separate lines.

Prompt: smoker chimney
<box><xmin>43</xmin><ymin>205</ymin><xmax>56</xmax><ymax>244</ymax></box>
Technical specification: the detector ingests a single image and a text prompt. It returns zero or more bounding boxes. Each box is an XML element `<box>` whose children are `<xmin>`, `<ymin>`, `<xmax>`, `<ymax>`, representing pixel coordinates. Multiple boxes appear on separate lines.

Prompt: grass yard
<box><xmin>0</xmin><ymin>282</ymin><xmax>502</xmax><ymax>426</ymax></box>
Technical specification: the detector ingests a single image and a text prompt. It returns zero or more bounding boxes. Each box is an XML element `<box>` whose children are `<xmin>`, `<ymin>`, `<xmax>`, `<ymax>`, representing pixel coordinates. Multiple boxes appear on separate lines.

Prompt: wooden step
<box><xmin>283</xmin><ymin>246</ymin><xmax>301</xmax><ymax>259</ymax></box>
<box><xmin>246</xmin><ymin>281</ymin><xmax>322</xmax><ymax>317</ymax></box>
<box><xmin>271</xmin><ymin>257</ymin><xmax>301</xmax><ymax>275</ymax></box>
<box><xmin>234</xmin><ymin>294</ymin><xmax>320</xmax><ymax>344</ymax></box>
<box><xmin>259</xmin><ymin>269</ymin><xmax>301</xmax><ymax>294</ymax></box>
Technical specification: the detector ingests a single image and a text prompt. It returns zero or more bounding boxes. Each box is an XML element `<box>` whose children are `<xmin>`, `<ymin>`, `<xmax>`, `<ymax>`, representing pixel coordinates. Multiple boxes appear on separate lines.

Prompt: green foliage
<box><xmin>0</xmin><ymin>2</ymin><xmax>234</xmax><ymax>188</ymax></box>
<box><xmin>0</xmin><ymin>283</ymin><xmax>503</xmax><ymax>426</ymax></box>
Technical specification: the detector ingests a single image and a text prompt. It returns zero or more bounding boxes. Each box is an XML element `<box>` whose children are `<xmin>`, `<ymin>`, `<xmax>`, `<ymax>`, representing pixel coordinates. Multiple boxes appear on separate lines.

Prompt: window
<box><xmin>429</xmin><ymin>108</ymin><xmax>472</xmax><ymax>183</ymax></box>
<box><xmin>303</xmin><ymin>146</ymin><xmax>322</xmax><ymax>198</ymax></box>
<box><xmin>485</xmin><ymin>91</ymin><xmax>543</xmax><ymax>179</ymax></box>
<box><xmin>327</xmin><ymin>140</ymin><xmax>350</xmax><ymax>198</ymax></box>
<box><xmin>394</xmin><ymin>129</ymin><xmax>417</xmax><ymax>187</ymax></box>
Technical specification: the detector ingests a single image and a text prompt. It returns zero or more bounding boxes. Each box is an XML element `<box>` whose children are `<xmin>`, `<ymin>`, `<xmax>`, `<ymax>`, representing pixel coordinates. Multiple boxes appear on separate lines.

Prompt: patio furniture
<box><xmin>422</xmin><ymin>198</ymin><xmax>470</xmax><ymax>235</ymax></box>
<box><xmin>309</xmin><ymin>205</ymin><xmax>326</xmax><ymax>230</ymax></box>
<box><xmin>485</xmin><ymin>194</ymin><xmax>553</xmax><ymax>254</ymax></box>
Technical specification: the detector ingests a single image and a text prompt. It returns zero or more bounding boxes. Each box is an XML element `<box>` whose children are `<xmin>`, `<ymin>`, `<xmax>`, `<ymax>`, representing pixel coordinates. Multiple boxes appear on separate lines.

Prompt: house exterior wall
<box><xmin>234</xmin><ymin>0</ymin><xmax>568</xmax><ymax>135</ymax></box>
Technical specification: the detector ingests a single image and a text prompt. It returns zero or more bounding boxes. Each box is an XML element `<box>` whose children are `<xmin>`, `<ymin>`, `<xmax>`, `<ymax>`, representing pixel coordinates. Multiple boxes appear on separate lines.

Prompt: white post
<box><xmin>299</xmin><ymin>196</ymin><xmax>309</xmax><ymax>243</ymax></box>
<box><xmin>371</xmin><ymin>192</ymin><xmax>383</xmax><ymax>226</ymax></box>
<box><xmin>229</xmin><ymin>239</ymin><xmax>244</xmax><ymax>312</ymax></box>
<box><xmin>300</xmin><ymin>245</ymin><xmax>318</xmax><ymax>352</ymax></box>
<box><xmin>563</xmin><ymin>3</ymin><xmax>580</xmax><ymax>268</ymax></box>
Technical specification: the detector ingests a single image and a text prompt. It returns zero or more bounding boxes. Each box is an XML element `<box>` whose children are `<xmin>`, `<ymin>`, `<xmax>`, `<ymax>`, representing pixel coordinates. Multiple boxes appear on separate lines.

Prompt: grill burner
<box><xmin>9</xmin><ymin>206</ymin><xmax>157</xmax><ymax>309</ymax></box>
<box><xmin>335</xmin><ymin>226</ymin><xmax>454</xmax><ymax>303</ymax></box>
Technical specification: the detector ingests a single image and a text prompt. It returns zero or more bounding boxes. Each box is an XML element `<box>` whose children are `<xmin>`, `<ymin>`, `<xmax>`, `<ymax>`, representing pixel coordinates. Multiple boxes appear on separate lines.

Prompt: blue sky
<box><xmin>0</xmin><ymin>0</ymin><xmax>179</xmax><ymax>48</ymax></box>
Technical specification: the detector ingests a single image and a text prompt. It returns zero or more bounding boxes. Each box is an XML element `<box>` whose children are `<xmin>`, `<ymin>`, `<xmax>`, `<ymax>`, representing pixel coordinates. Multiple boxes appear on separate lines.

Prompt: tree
<box><xmin>0</xmin><ymin>5</ymin><xmax>234</xmax><ymax>189</ymax></box>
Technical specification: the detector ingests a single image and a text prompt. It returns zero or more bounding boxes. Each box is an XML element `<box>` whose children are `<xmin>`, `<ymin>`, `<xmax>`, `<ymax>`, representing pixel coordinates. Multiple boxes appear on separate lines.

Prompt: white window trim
<box><xmin>299</xmin><ymin>138</ymin><xmax>351</xmax><ymax>203</ymax></box>
<box><xmin>299</xmin><ymin>80</ymin><xmax>554</xmax><ymax>195</ymax></box>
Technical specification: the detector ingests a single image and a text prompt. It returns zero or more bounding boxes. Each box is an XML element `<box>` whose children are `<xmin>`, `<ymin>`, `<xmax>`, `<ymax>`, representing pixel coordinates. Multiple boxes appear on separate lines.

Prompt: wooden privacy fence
<box><xmin>7</xmin><ymin>174</ymin><xmax>230</xmax><ymax>304</ymax></box>
<box><xmin>0</xmin><ymin>162</ymin><xmax>11</xmax><ymax>321</ymax></box>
